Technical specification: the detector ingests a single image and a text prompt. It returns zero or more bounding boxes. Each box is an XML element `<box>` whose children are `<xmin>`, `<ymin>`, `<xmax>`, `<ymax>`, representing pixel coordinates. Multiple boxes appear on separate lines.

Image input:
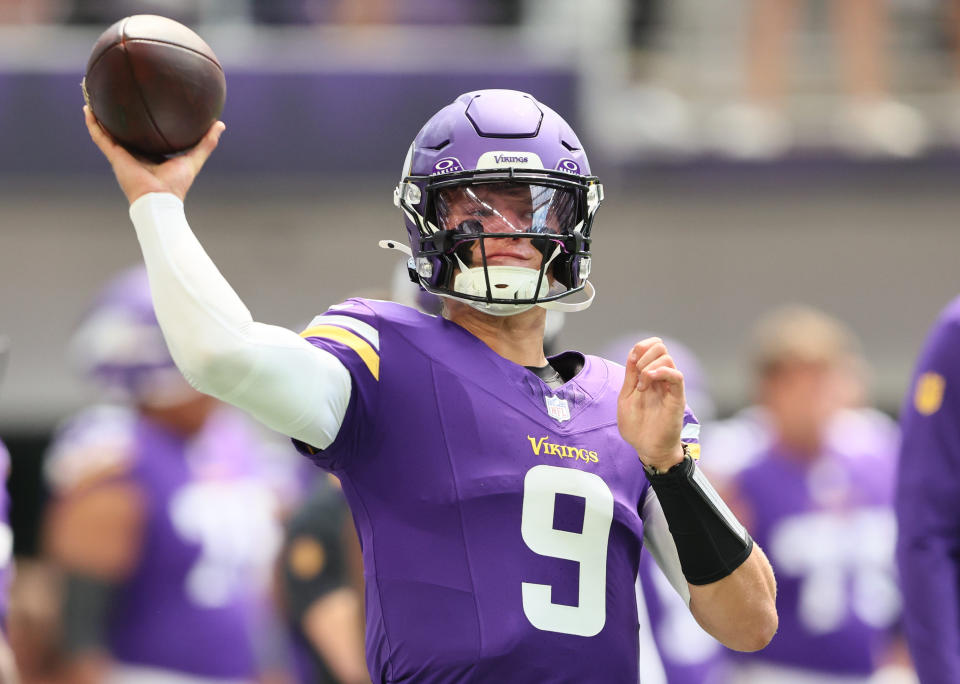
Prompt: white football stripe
<box><xmin>681</xmin><ymin>422</ymin><xmax>701</xmax><ymax>441</ymax></box>
<box><xmin>308</xmin><ymin>314</ymin><xmax>380</xmax><ymax>351</ymax></box>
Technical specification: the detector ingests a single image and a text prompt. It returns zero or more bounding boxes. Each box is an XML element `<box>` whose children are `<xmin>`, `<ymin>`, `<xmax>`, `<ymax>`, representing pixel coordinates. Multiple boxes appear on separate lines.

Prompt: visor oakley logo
<box><xmin>477</xmin><ymin>151</ymin><xmax>544</xmax><ymax>170</ymax></box>
<box><xmin>432</xmin><ymin>157</ymin><xmax>464</xmax><ymax>174</ymax></box>
<box><xmin>556</xmin><ymin>159</ymin><xmax>581</xmax><ymax>173</ymax></box>
<box><xmin>528</xmin><ymin>436</ymin><xmax>599</xmax><ymax>463</ymax></box>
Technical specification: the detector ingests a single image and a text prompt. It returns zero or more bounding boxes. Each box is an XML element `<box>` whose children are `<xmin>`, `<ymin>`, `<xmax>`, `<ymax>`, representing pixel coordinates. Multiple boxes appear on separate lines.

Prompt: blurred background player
<box><xmin>41</xmin><ymin>267</ymin><xmax>299</xmax><ymax>684</ymax></box>
<box><xmin>896</xmin><ymin>294</ymin><xmax>960</xmax><ymax>684</ymax></box>
<box><xmin>716</xmin><ymin>306</ymin><xmax>908</xmax><ymax>683</ymax></box>
<box><xmin>0</xmin><ymin>337</ymin><xmax>19</xmax><ymax>684</ymax></box>
<box><xmin>279</xmin><ymin>476</ymin><xmax>369</xmax><ymax>684</ymax></box>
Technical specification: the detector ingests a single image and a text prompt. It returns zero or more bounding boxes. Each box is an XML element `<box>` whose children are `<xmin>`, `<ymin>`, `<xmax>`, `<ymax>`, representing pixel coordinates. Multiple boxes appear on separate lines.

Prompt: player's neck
<box><xmin>444</xmin><ymin>301</ymin><xmax>549</xmax><ymax>368</ymax></box>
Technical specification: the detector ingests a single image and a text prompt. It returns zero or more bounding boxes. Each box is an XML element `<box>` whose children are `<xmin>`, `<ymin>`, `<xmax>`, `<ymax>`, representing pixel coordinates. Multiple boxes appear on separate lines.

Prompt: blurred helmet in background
<box><xmin>393</xmin><ymin>89</ymin><xmax>604</xmax><ymax>315</ymax></box>
<box><xmin>70</xmin><ymin>266</ymin><xmax>195</xmax><ymax>408</ymax></box>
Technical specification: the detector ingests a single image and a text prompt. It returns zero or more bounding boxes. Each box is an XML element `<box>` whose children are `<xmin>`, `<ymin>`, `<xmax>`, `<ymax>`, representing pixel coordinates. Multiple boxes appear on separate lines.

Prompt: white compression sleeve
<box><xmin>640</xmin><ymin>487</ymin><xmax>691</xmax><ymax>605</ymax></box>
<box><xmin>129</xmin><ymin>192</ymin><xmax>351</xmax><ymax>450</ymax></box>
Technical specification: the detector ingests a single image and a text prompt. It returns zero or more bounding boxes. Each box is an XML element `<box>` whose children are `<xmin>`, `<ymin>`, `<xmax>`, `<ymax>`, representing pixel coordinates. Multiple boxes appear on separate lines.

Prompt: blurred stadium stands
<box><xmin>2</xmin><ymin>0</ymin><xmax>958</xmax><ymax>424</ymax></box>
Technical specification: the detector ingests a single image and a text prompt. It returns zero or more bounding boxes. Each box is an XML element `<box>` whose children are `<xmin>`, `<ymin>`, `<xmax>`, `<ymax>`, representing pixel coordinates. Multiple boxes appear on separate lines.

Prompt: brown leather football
<box><xmin>83</xmin><ymin>15</ymin><xmax>226</xmax><ymax>157</ymax></box>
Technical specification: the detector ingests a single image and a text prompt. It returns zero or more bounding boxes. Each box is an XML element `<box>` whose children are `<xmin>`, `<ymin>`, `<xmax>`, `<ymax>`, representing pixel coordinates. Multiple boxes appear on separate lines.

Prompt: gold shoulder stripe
<box><xmin>300</xmin><ymin>324</ymin><xmax>380</xmax><ymax>380</ymax></box>
<box><xmin>915</xmin><ymin>372</ymin><xmax>945</xmax><ymax>416</ymax></box>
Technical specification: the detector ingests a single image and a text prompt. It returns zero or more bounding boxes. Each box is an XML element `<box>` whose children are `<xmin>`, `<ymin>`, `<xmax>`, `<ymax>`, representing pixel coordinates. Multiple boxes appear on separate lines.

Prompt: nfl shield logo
<box><xmin>545</xmin><ymin>395</ymin><xmax>571</xmax><ymax>423</ymax></box>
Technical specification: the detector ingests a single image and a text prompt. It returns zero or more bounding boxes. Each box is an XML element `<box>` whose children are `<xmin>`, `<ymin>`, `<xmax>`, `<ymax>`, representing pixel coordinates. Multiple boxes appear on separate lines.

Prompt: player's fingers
<box><xmin>621</xmin><ymin>338</ymin><xmax>665</xmax><ymax>398</ymax></box>
<box><xmin>186</xmin><ymin>121</ymin><xmax>226</xmax><ymax>170</ymax></box>
<box><xmin>634</xmin><ymin>342</ymin><xmax>669</xmax><ymax>374</ymax></box>
<box><xmin>639</xmin><ymin>365</ymin><xmax>684</xmax><ymax>393</ymax></box>
<box><xmin>637</xmin><ymin>356</ymin><xmax>679</xmax><ymax>391</ymax></box>
<box><xmin>632</xmin><ymin>337</ymin><xmax>663</xmax><ymax>359</ymax></box>
<box><xmin>84</xmin><ymin>105</ymin><xmax>121</xmax><ymax>158</ymax></box>
<box><xmin>619</xmin><ymin>346</ymin><xmax>642</xmax><ymax>400</ymax></box>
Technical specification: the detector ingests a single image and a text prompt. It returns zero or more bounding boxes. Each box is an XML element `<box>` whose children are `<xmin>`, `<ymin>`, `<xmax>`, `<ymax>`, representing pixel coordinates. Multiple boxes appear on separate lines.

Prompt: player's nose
<box><xmin>485</xmin><ymin>211</ymin><xmax>530</xmax><ymax>235</ymax></box>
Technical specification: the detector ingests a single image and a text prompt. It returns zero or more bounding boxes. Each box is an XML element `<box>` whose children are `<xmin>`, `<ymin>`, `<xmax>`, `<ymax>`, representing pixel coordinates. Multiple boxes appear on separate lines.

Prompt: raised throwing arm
<box><xmin>84</xmin><ymin>108</ymin><xmax>350</xmax><ymax>448</ymax></box>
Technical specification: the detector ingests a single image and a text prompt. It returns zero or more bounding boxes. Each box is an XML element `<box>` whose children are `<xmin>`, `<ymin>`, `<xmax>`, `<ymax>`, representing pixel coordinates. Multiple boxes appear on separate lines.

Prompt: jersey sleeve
<box><xmin>896</xmin><ymin>303</ymin><xmax>960</xmax><ymax>684</ymax></box>
<box><xmin>294</xmin><ymin>299</ymin><xmax>382</xmax><ymax>470</ymax></box>
<box><xmin>640</xmin><ymin>488</ymin><xmax>690</xmax><ymax>605</ymax></box>
<box><xmin>637</xmin><ymin>404</ymin><xmax>702</xmax><ymax>605</ymax></box>
<box><xmin>44</xmin><ymin>406</ymin><xmax>137</xmax><ymax>494</ymax></box>
<box><xmin>681</xmin><ymin>406</ymin><xmax>701</xmax><ymax>460</ymax></box>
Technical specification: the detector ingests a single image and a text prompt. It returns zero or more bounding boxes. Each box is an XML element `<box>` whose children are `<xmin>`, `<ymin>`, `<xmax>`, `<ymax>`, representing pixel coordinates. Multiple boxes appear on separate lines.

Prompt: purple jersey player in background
<box><xmin>43</xmin><ymin>268</ymin><xmax>299</xmax><ymax>684</ymax></box>
<box><xmin>84</xmin><ymin>89</ymin><xmax>777</xmax><ymax>683</ymax></box>
<box><xmin>720</xmin><ymin>306</ymin><xmax>911</xmax><ymax>684</ymax></box>
<box><xmin>896</xmin><ymin>295</ymin><xmax>960</xmax><ymax>684</ymax></box>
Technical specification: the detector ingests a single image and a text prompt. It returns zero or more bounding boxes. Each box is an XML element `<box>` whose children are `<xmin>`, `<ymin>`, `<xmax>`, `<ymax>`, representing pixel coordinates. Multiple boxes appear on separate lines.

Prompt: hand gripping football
<box><xmin>82</xmin><ymin>14</ymin><xmax>226</xmax><ymax>157</ymax></box>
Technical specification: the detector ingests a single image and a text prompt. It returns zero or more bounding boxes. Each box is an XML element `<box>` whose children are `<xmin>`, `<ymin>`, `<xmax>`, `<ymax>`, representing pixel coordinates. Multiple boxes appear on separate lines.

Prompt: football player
<box><xmin>280</xmin><ymin>475</ymin><xmax>369</xmax><ymax>684</ymax></box>
<box><xmin>897</xmin><ymin>294</ymin><xmax>960</xmax><ymax>684</ymax></box>
<box><xmin>84</xmin><ymin>89</ymin><xmax>777</xmax><ymax>683</ymax></box>
<box><xmin>718</xmin><ymin>306</ymin><xmax>907</xmax><ymax>683</ymax></box>
<box><xmin>43</xmin><ymin>267</ymin><xmax>295</xmax><ymax>683</ymax></box>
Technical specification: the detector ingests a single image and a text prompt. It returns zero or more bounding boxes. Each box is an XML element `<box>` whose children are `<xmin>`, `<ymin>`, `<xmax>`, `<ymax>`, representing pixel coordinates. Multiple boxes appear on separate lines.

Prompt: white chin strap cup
<box><xmin>538</xmin><ymin>280</ymin><xmax>595</xmax><ymax>313</ymax></box>
<box><xmin>377</xmin><ymin>239</ymin><xmax>596</xmax><ymax>315</ymax></box>
<box><xmin>454</xmin><ymin>264</ymin><xmax>549</xmax><ymax>315</ymax></box>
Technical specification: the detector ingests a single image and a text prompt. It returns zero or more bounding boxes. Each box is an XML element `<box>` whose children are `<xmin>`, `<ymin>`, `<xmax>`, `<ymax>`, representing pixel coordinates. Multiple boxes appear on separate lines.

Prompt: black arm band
<box><xmin>646</xmin><ymin>454</ymin><xmax>754</xmax><ymax>585</ymax></box>
<box><xmin>61</xmin><ymin>573</ymin><xmax>117</xmax><ymax>656</ymax></box>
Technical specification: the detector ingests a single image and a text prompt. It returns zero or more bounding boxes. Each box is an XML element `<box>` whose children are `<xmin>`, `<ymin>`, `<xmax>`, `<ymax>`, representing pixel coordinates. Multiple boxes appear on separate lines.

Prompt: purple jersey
<box><xmin>896</xmin><ymin>295</ymin><xmax>960</xmax><ymax>684</ymax></box>
<box><xmin>0</xmin><ymin>440</ymin><xmax>10</xmax><ymax>628</ymax></box>
<box><xmin>47</xmin><ymin>406</ymin><xmax>285</xmax><ymax>679</ymax></box>
<box><xmin>296</xmin><ymin>299</ymin><xmax>700</xmax><ymax>684</ymax></box>
<box><xmin>732</xmin><ymin>422</ymin><xmax>899</xmax><ymax>676</ymax></box>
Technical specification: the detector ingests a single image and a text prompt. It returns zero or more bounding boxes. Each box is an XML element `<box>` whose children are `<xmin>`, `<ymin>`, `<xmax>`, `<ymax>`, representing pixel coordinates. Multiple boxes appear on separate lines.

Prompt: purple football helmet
<box><xmin>390</xmin><ymin>90</ymin><xmax>604</xmax><ymax>315</ymax></box>
<box><xmin>71</xmin><ymin>266</ymin><xmax>194</xmax><ymax>406</ymax></box>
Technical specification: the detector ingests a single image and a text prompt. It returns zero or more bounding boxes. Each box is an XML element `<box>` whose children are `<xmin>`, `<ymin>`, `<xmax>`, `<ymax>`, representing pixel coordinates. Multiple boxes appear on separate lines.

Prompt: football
<box><xmin>82</xmin><ymin>14</ymin><xmax>226</xmax><ymax>157</ymax></box>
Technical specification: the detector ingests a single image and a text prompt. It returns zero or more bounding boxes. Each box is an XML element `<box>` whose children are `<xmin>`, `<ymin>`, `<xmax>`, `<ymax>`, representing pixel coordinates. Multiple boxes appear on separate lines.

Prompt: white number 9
<box><xmin>521</xmin><ymin>465</ymin><xmax>614</xmax><ymax>637</ymax></box>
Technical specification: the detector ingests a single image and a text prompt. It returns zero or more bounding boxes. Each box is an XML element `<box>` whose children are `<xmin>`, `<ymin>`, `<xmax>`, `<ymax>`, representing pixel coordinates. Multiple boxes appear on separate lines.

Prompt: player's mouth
<box><xmin>483</xmin><ymin>253</ymin><xmax>539</xmax><ymax>267</ymax></box>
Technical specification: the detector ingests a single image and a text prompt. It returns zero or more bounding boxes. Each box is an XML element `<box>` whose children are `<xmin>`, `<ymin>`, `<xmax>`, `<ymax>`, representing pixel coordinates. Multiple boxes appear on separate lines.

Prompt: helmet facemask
<box><xmin>397</xmin><ymin>170</ymin><xmax>601</xmax><ymax>316</ymax></box>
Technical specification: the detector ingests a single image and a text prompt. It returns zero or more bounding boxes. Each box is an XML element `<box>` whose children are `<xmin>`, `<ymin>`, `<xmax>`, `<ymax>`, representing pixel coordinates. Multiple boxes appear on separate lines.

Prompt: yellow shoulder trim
<box><xmin>300</xmin><ymin>324</ymin><xmax>380</xmax><ymax>380</ymax></box>
<box><xmin>915</xmin><ymin>372</ymin><xmax>945</xmax><ymax>416</ymax></box>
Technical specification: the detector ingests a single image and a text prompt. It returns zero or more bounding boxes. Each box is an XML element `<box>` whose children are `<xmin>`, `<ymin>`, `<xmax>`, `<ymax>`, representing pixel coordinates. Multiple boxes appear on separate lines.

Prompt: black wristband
<box><xmin>61</xmin><ymin>573</ymin><xmax>118</xmax><ymax>655</ymax></box>
<box><xmin>645</xmin><ymin>455</ymin><xmax>754</xmax><ymax>585</ymax></box>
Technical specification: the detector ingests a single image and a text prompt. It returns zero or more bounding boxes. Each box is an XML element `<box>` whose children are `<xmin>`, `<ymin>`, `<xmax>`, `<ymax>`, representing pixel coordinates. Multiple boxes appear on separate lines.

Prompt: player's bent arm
<box><xmin>44</xmin><ymin>477</ymin><xmax>144</xmax><ymax>580</ymax></box>
<box><xmin>129</xmin><ymin>193</ymin><xmax>351</xmax><ymax>449</ymax></box>
<box><xmin>0</xmin><ymin>632</ymin><xmax>19</xmax><ymax>684</ymax></box>
<box><xmin>302</xmin><ymin>588</ymin><xmax>371</xmax><ymax>684</ymax></box>
<box><xmin>687</xmin><ymin>544</ymin><xmax>777</xmax><ymax>652</ymax></box>
<box><xmin>641</xmin><ymin>461</ymin><xmax>777</xmax><ymax>652</ymax></box>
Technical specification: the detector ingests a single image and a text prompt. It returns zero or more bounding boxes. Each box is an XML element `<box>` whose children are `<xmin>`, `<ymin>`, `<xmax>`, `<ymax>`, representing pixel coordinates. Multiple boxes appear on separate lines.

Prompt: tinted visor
<box><xmin>435</xmin><ymin>182</ymin><xmax>579</xmax><ymax>237</ymax></box>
